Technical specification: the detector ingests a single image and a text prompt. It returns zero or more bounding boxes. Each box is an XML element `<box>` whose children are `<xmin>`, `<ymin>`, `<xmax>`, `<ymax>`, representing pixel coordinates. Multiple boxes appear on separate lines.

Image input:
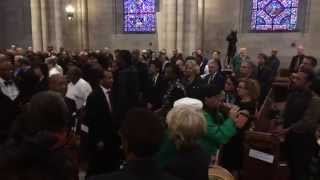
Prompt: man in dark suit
<box><xmin>195</xmin><ymin>49</ymin><xmax>208</xmax><ymax>75</ymax></box>
<box><xmin>113</xmin><ymin>50</ymin><xmax>140</xmax><ymax>128</ymax></box>
<box><xmin>147</xmin><ymin>60</ymin><xmax>167</xmax><ymax>110</ymax></box>
<box><xmin>289</xmin><ymin>45</ymin><xmax>305</xmax><ymax>73</ymax></box>
<box><xmin>86</xmin><ymin>69</ymin><xmax>121</xmax><ymax>177</ymax></box>
<box><xmin>89</xmin><ymin>108</ymin><xmax>179</xmax><ymax>180</ymax></box>
<box><xmin>267</xmin><ymin>49</ymin><xmax>280</xmax><ymax>78</ymax></box>
<box><xmin>203</xmin><ymin>59</ymin><xmax>225</xmax><ymax>91</ymax></box>
<box><xmin>14</xmin><ymin>56</ymin><xmax>39</xmax><ymax>106</ymax></box>
<box><xmin>0</xmin><ymin>54</ymin><xmax>19</xmax><ymax>144</ymax></box>
<box><xmin>132</xmin><ymin>49</ymin><xmax>150</xmax><ymax>106</ymax></box>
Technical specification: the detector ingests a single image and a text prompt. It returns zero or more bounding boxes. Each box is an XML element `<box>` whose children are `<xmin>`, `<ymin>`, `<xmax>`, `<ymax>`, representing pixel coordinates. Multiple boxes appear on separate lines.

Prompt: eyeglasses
<box><xmin>237</xmin><ymin>85</ymin><xmax>247</xmax><ymax>90</ymax></box>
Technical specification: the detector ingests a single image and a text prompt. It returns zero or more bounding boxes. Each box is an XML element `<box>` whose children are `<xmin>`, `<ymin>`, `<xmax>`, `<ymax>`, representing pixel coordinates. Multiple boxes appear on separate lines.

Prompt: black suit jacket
<box><xmin>89</xmin><ymin>159</ymin><xmax>180</xmax><ymax>180</ymax></box>
<box><xmin>134</xmin><ymin>61</ymin><xmax>150</xmax><ymax>104</ymax></box>
<box><xmin>203</xmin><ymin>71</ymin><xmax>226</xmax><ymax>91</ymax></box>
<box><xmin>33</xmin><ymin>78</ymin><xmax>49</xmax><ymax>94</ymax></box>
<box><xmin>184</xmin><ymin>76</ymin><xmax>206</xmax><ymax>100</ymax></box>
<box><xmin>200</xmin><ymin>58</ymin><xmax>209</xmax><ymax>75</ymax></box>
<box><xmin>86</xmin><ymin>87</ymin><xmax>122</xmax><ymax>176</ymax></box>
<box><xmin>64</xmin><ymin>97</ymin><xmax>77</xmax><ymax>132</ymax></box>
<box><xmin>86</xmin><ymin>87</ymin><xmax>119</xmax><ymax>152</ymax></box>
<box><xmin>147</xmin><ymin>74</ymin><xmax>167</xmax><ymax>110</ymax></box>
<box><xmin>15</xmin><ymin>67</ymin><xmax>39</xmax><ymax>104</ymax></box>
<box><xmin>113</xmin><ymin>66</ymin><xmax>140</xmax><ymax>128</ymax></box>
<box><xmin>0</xmin><ymin>91</ymin><xmax>18</xmax><ymax>143</ymax></box>
<box><xmin>289</xmin><ymin>55</ymin><xmax>304</xmax><ymax>73</ymax></box>
<box><xmin>165</xmin><ymin>145</ymin><xmax>211</xmax><ymax>180</ymax></box>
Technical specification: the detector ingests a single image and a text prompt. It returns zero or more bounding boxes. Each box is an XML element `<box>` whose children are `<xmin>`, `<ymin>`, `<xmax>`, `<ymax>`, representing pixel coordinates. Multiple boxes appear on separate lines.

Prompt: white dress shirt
<box><xmin>100</xmin><ymin>86</ymin><xmax>112</xmax><ymax>112</ymax></box>
<box><xmin>66</xmin><ymin>78</ymin><xmax>92</xmax><ymax>110</ymax></box>
<box><xmin>0</xmin><ymin>77</ymin><xmax>19</xmax><ymax>101</ymax></box>
<box><xmin>49</xmin><ymin>66</ymin><xmax>63</xmax><ymax>77</ymax></box>
<box><xmin>153</xmin><ymin>73</ymin><xmax>159</xmax><ymax>86</ymax></box>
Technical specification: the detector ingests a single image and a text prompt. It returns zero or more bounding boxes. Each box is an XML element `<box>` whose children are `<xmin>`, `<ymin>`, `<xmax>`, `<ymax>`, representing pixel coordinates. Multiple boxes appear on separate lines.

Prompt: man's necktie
<box><xmin>106</xmin><ymin>89</ymin><xmax>112</xmax><ymax>112</ymax></box>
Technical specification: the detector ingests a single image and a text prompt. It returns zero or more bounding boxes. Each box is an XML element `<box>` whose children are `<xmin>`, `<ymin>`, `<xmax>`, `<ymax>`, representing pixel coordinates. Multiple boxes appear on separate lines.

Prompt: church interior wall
<box><xmin>0</xmin><ymin>1</ymin><xmax>4</xmax><ymax>48</ymax></box>
<box><xmin>87</xmin><ymin>0</ymin><xmax>157</xmax><ymax>50</ymax></box>
<box><xmin>0</xmin><ymin>0</ymin><xmax>32</xmax><ymax>49</ymax></box>
<box><xmin>0</xmin><ymin>0</ymin><xmax>319</xmax><ymax>70</ymax></box>
<box><xmin>203</xmin><ymin>0</ymin><xmax>320</xmax><ymax>68</ymax></box>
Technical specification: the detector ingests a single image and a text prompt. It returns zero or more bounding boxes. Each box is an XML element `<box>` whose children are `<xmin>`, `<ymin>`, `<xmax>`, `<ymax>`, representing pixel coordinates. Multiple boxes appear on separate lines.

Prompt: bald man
<box><xmin>231</xmin><ymin>48</ymin><xmax>249</xmax><ymax>76</ymax></box>
<box><xmin>289</xmin><ymin>45</ymin><xmax>305</xmax><ymax>73</ymax></box>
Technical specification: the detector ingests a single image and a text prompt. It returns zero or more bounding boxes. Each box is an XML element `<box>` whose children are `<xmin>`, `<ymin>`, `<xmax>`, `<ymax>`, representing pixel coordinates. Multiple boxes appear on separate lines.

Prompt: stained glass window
<box><xmin>123</xmin><ymin>0</ymin><xmax>156</xmax><ymax>33</ymax></box>
<box><xmin>250</xmin><ymin>0</ymin><xmax>299</xmax><ymax>31</ymax></box>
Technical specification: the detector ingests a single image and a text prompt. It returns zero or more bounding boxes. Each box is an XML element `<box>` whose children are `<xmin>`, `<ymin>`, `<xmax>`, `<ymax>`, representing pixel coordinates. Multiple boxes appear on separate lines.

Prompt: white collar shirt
<box><xmin>0</xmin><ymin>77</ymin><xmax>19</xmax><ymax>101</ymax></box>
<box><xmin>66</xmin><ymin>78</ymin><xmax>92</xmax><ymax>110</ymax></box>
<box><xmin>100</xmin><ymin>86</ymin><xmax>112</xmax><ymax>112</ymax></box>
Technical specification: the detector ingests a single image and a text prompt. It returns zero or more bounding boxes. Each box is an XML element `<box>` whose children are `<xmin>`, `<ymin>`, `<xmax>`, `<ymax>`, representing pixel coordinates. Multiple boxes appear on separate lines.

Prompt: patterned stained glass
<box><xmin>250</xmin><ymin>0</ymin><xmax>299</xmax><ymax>31</ymax></box>
<box><xmin>123</xmin><ymin>0</ymin><xmax>156</xmax><ymax>33</ymax></box>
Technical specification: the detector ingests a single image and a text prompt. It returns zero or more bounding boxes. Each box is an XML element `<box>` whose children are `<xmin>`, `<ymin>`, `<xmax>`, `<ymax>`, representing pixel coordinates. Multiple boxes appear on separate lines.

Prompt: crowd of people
<box><xmin>0</xmin><ymin>45</ymin><xmax>319</xmax><ymax>180</ymax></box>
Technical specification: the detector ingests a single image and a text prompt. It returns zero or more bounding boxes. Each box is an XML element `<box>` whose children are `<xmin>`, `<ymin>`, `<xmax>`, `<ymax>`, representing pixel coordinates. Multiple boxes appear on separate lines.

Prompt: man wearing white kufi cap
<box><xmin>157</xmin><ymin>87</ymin><xmax>241</xmax><ymax>167</ymax></box>
<box><xmin>173</xmin><ymin>97</ymin><xmax>203</xmax><ymax>111</ymax></box>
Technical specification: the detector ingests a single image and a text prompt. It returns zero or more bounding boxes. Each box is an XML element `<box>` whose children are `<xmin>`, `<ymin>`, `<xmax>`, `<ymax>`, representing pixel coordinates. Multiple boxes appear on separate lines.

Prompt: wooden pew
<box><xmin>242</xmin><ymin>77</ymin><xmax>291</xmax><ymax>180</ymax></box>
<box><xmin>255</xmin><ymin>77</ymin><xmax>290</xmax><ymax>132</ymax></box>
<box><xmin>242</xmin><ymin>131</ymin><xmax>290</xmax><ymax>180</ymax></box>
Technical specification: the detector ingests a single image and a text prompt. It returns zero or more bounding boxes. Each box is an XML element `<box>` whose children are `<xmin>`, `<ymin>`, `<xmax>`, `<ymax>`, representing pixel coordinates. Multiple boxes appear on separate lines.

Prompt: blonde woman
<box><xmin>165</xmin><ymin>106</ymin><xmax>211</xmax><ymax>180</ymax></box>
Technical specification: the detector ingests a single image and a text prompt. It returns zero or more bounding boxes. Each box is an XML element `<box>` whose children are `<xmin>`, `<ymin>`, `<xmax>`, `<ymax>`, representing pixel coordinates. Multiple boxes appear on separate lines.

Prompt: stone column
<box><xmin>184</xmin><ymin>0</ymin><xmax>198</xmax><ymax>55</ymax></box>
<box><xmin>157</xmin><ymin>0</ymin><xmax>167</xmax><ymax>51</ymax></box>
<box><xmin>197</xmin><ymin>0</ymin><xmax>205</xmax><ymax>50</ymax></box>
<box><xmin>53</xmin><ymin>0</ymin><xmax>63</xmax><ymax>50</ymax></box>
<box><xmin>176</xmin><ymin>0</ymin><xmax>184</xmax><ymax>53</ymax></box>
<box><xmin>80</xmin><ymin>0</ymin><xmax>89</xmax><ymax>49</ymax></box>
<box><xmin>165</xmin><ymin>0</ymin><xmax>177</xmax><ymax>56</ymax></box>
<box><xmin>40</xmin><ymin>0</ymin><xmax>48</xmax><ymax>51</ymax></box>
<box><xmin>76</xmin><ymin>0</ymin><xmax>82</xmax><ymax>49</ymax></box>
<box><xmin>30</xmin><ymin>0</ymin><xmax>43</xmax><ymax>51</ymax></box>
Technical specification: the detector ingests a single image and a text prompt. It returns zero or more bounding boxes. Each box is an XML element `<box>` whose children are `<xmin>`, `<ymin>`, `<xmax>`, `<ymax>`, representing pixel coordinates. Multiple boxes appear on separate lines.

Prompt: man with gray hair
<box><xmin>45</xmin><ymin>56</ymin><xmax>63</xmax><ymax>77</ymax></box>
<box><xmin>232</xmin><ymin>48</ymin><xmax>249</xmax><ymax>76</ymax></box>
<box><xmin>239</xmin><ymin>59</ymin><xmax>257</xmax><ymax>79</ymax></box>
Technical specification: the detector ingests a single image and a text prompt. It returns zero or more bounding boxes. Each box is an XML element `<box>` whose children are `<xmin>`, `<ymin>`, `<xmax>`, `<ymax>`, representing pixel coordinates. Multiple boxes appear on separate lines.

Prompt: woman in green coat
<box><xmin>156</xmin><ymin>87</ymin><xmax>240</xmax><ymax>167</ymax></box>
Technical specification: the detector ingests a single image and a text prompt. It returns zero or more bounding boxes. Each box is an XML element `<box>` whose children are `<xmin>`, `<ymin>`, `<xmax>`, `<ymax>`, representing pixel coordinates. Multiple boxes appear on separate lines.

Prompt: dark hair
<box><xmin>20</xmin><ymin>57</ymin><xmax>30</xmax><ymax>66</ymax></box>
<box><xmin>19</xmin><ymin>91</ymin><xmax>68</xmax><ymax>134</ymax></box>
<box><xmin>120</xmin><ymin>108</ymin><xmax>164</xmax><ymax>158</ymax></box>
<box><xmin>117</xmin><ymin>50</ymin><xmax>132</xmax><ymax>67</ymax></box>
<box><xmin>150</xmin><ymin>59</ymin><xmax>162</xmax><ymax>70</ymax></box>
<box><xmin>0</xmin><ymin>132</ymin><xmax>75</xmax><ymax>180</ymax></box>
<box><xmin>258</xmin><ymin>53</ymin><xmax>268</xmax><ymax>63</ymax></box>
<box><xmin>211</xmin><ymin>59</ymin><xmax>222</xmax><ymax>71</ymax></box>
<box><xmin>33</xmin><ymin>63</ymin><xmax>49</xmax><ymax>78</ymax></box>
<box><xmin>304</xmin><ymin>56</ymin><xmax>318</xmax><ymax>67</ymax></box>
<box><xmin>67</xmin><ymin>65</ymin><xmax>82</xmax><ymax>79</ymax></box>
<box><xmin>226</xmin><ymin>75</ymin><xmax>238</xmax><ymax>87</ymax></box>
<box><xmin>201</xmin><ymin>85</ymin><xmax>222</xmax><ymax>99</ymax></box>
<box><xmin>185</xmin><ymin>56</ymin><xmax>196</xmax><ymax>62</ymax></box>
<box><xmin>300</xmin><ymin>67</ymin><xmax>315</xmax><ymax>82</ymax></box>
<box><xmin>165</xmin><ymin>63</ymin><xmax>181</xmax><ymax>78</ymax></box>
<box><xmin>88</xmin><ymin>63</ymin><xmax>105</xmax><ymax>86</ymax></box>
